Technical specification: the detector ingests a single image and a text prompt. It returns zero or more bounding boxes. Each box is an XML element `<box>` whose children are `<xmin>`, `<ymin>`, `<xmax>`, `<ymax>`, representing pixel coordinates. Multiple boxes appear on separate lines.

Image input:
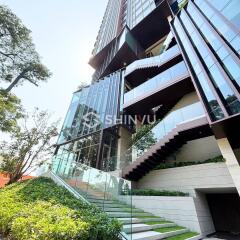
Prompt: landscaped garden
<box><xmin>154</xmin><ymin>155</ymin><xmax>225</xmax><ymax>170</ymax></box>
<box><xmin>0</xmin><ymin>177</ymin><xmax>121</xmax><ymax>240</ymax></box>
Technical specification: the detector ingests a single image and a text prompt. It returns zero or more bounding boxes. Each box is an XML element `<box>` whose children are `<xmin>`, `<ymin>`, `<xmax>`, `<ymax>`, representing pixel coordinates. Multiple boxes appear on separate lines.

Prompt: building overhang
<box><xmin>88</xmin><ymin>38</ymin><xmax>116</xmax><ymax>70</ymax></box>
<box><xmin>211</xmin><ymin>113</ymin><xmax>240</xmax><ymax>148</ymax></box>
<box><xmin>89</xmin><ymin>0</ymin><xmax>172</xmax><ymax>70</ymax></box>
<box><xmin>126</xmin><ymin>54</ymin><xmax>182</xmax><ymax>88</ymax></box>
<box><xmin>99</xmin><ymin>41</ymin><xmax>139</xmax><ymax>79</ymax></box>
<box><xmin>123</xmin><ymin>77</ymin><xmax>194</xmax><ymax>115</ymax></box>
<box><xmin>131</xmin><ymin>0</ymin><xmax>172</xmax><ymax>50</ymax></box>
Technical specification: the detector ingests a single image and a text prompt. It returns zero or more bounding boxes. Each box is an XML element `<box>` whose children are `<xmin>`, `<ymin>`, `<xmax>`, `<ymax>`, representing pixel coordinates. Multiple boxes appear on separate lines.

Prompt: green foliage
<box><xmin>0</xmin><ymin>89</ymin><xmax>23</xmax><ymax>132</ymax></box>
<box><xmin>131</xmin><ymin>123</ymin><xmax>157</xmax><ymax>145</ymax></box>
<box><xmin>165</xmin><ymin>232</ymin><xmax>199</xmax><ymax>240</ymax></box>
<box><xmin>0</xmin><ymin>5</ymin><xmax>51</xmax><ymax>92</ymax></box>
<box><xmin>0</xmin><ymin>109</ymin><xmax>59</xmax><ymax>184</ymax></box>
<box><xmin>0</xmin><ymin>177</ymin><xmax>121</xmax><ymax>240</ymax></box>
<box><xmin>154</xmin><ymin>155</ymin><xmax>225</xmax><ymax>170</ymax></box>
<box><xmin>155</xmin><ymin>226</ymin><xmax>185</xmax><ymax>233</ymax></box>
<box><xmin>178</xmin><ymin>0</ymin><xmax>188</xmax><ymax>11</ymax></box>
<box><xmin>131</xmin><ymin>189</ymin><xmax>189</xmax><ymax>197</ymax></box>
<box><xmin>130</xmin><ymin>121</ymin><xmax>160</xmax><ymax>156</ymax></box>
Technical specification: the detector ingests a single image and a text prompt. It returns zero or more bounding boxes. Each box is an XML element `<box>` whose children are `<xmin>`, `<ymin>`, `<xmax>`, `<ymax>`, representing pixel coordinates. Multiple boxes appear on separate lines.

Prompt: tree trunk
<box><xmin>5</xmin><ymin>69</ymin><xmax>28</xmax><ymax>93</ymax></box>
<box><xmin>6</xmin><ymin>173</ymin><xmax>22</xmax><ymax>185</ymax></box>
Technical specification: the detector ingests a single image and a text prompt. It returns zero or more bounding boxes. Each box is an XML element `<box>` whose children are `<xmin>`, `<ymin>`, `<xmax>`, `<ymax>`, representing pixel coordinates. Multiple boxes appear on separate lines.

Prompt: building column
<box><xmin>217</xmin><ymin>138</ymin><xmax>240</xmax><ymax>196</ymax></box>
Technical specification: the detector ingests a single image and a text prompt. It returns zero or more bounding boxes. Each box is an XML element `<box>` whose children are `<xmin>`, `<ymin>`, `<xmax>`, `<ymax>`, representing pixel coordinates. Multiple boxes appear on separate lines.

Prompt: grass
<box><xmin>146</xmin><ymin>220</ymin><xmax>173</xmax><ymax>225</ymax></box>
<box><xmin>137</xmin><ymin>215</ymin><xmax>162</xmax><ymax>219</ymax></box>
<box><xmin>155</xmin><ymin>226</ymin><xmax>186</xmax><ymax>233</ymax></box>
<box><xmin>122</xmin><ymin>208</ymin><xmax>144</xmax><ymax>212</ymax></box>
<box><xmin>165</xmin><ymin>232</ymin><xmax>199</xmax><ymax>239</ymax></box>
<box><xmin>0</xmin><ymin>177</ymin><xmax>121</xmax><ymax>240</ymax></box>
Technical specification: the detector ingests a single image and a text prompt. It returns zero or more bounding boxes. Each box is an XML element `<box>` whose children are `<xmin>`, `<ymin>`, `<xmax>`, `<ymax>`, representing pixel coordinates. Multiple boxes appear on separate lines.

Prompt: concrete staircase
<box><xmin>50</xmin><ymin>167</ymin><xmax>200</xmax><ymax>240</ymax></box>
<box><xmin>122</xmin><ymin>116</ymin><xmax>209</xmax><ymax>181</ymax></box>
<box><xmin>86</xmin><ymin>194</ymin><xmax>199</xmax><ymax>240</ymax></box>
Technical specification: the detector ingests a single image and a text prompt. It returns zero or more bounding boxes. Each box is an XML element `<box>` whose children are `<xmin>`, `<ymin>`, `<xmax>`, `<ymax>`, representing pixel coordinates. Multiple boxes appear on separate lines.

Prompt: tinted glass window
<box><xmin>209</xmin><ymin>64</ymin><xmax>240</xmax><ymax>113</ymax></box>
<box><xmin>207</xmin><ymin>0</ymin><xmax>230</xmax><ymax>11</ymax></box>
<box><xmin>221</xmin><ymin>0</ymin><xmax>240</xmax><ymax>29</ymax></box>
<box><xmin>198</xmin><ymin>72</ymin><xmax>225</xmax><ymax>120</ymax></box>
<box><xmin>223</xmin><ymin>55</ymin><xmax>240</xmax><ymax>86</ymax></box>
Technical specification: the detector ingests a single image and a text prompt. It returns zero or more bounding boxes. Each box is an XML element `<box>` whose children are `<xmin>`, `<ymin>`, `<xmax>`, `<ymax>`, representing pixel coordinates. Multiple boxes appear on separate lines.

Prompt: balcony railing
<box><xmin>125</xmin><ymin>45</ymin><xmax>181</xmax><ymax>77</ymax></box>
<box><xmin>124</xmin><ymin>61</ymin><xmax>189</xmax><ymax>106</ymax></box>
<box><xmin>123</xmin><ymin>101</ymin><xmax>205</xmax><ymax>165</ymax></box>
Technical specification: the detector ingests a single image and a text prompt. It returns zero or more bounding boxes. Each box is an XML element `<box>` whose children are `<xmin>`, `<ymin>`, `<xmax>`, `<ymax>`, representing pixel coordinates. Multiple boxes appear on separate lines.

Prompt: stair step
<box><xmin>118</xmin><ymin>217</ymin><xmax>164</xmax><ymax>224</ymax></box>
<box><xmin>88</xmin><ymin>199</ymin><xmax>116</xmax><ymax>204</ymax></box>
<box><xmin>130</xmin><ymin>228</ymin><xmax>188</xmax><ymax>240</ymax></box>
<box><xmin>107</xmin><ymin>212</ymin><xmax>152</xmax><ymax>218</ymax></box>
<box><xmin>102</xmin><ymin>207</ymin><xmax>144</xmax><ymax>212</ymax></box>
<box><xmin>123</xmin><ymin>223</ymin><xmax>176</xmax><ymax>234</ymax></box>
<box><xmin>165</xmin><ymin>232</ymin><xmax>200</xmax><ymax>240</ymax></box>
<box><xmin>94</xmin><ymin>202</ymin><xmax>129</xmax><ymax>208</ymax></box>
<box><xmin>96</xmin><ymin>203</ymin><xmax>128</xmax><ymax>208</ymax></box>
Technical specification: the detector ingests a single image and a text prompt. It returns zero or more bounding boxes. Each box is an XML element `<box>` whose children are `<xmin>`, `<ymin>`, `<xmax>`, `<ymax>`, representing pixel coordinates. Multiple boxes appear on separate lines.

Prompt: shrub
<box><xmin>131</xmin><ymin>189</ymin><xmax>189</xmax><ymax>197</ymax></box>
<box><xmin>154</xmin><ymin>155</ymin><xmax>225</xmax><ymax>170</ymax></box>
<box><xmin>0</xmin><ymin>177</ymin><xmax>121</xmax><ymax>240</ymax></box>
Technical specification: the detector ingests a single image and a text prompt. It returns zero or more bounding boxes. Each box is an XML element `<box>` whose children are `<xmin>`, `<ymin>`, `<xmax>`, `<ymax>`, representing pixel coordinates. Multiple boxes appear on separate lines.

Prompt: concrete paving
<box><xmin>203</xmin><ymin>232</ymin><xmax>240</xmax><ymax>240</ymax></box>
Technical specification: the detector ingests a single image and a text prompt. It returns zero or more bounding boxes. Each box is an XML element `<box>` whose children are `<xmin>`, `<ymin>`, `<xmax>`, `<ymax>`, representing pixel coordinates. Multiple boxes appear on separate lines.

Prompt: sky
<box><xmin>0</xmin><ymin>0</ymin><xmax>108</xmax><ymax>125</ymax></box>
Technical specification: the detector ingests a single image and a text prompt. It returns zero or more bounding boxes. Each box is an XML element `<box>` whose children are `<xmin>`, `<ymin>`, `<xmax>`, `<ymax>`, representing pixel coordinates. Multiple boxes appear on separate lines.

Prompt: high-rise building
<box><xmin>52</xmin><ymin>0</ymin><xmax>240</xmax><ymax>238</ymax></box>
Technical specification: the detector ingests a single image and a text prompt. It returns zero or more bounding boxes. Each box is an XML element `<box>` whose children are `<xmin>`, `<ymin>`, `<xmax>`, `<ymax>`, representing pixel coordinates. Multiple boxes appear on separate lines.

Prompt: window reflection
<box><xmin>173</xmin><ymin>17</ymin><xmax>225</xmax><ymax>121</ymax></box>
<box><xmin>58</xmin><ymin>71</ymin><xmax>122</xmax><ymax>144</ymax></box>
<box><xmin>195</xmin><ymin>0</ymin><xmax>239</xmax><ymax>53</ymax></box>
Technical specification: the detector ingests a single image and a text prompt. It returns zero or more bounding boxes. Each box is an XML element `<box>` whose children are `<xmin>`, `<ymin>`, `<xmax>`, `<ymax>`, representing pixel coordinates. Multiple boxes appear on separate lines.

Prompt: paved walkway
<box><xmin>203</xmin><ymin>232</ymin><xmax>240</xmax><ymax>240</ymax></box>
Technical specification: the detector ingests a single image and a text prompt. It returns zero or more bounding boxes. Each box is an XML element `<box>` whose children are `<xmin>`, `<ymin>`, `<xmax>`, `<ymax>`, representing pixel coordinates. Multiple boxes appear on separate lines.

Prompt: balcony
<box><xmin>125</xmin><ymin>45</ymin><xmax>182</xmax><ymax>87</ymax></box>
<box><xmin>124</xmin><ymin>61</ymin><xmax>194</xmax><ymax>114</ymax></box>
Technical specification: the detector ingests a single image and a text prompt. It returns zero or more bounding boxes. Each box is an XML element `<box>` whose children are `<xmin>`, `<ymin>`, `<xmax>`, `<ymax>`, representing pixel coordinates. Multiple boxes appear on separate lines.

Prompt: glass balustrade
<box><xmin>124</xmin><ymin>61</ymin><xmax>189</xmax><ymax>105</ymax></box>
<box><xmin>52</xmin><ymin>159</ymin><xmax>132</xmax><ymax>239</ymax></box>
<box><xmin>122</xmin><ymin>102</ymin><xmax>205</xmax><ymax>165</ymax></box>
<box><xmin>125</xmin><ymin>45</ymin><xmax>181</xmax><ymax>77</ymax></box>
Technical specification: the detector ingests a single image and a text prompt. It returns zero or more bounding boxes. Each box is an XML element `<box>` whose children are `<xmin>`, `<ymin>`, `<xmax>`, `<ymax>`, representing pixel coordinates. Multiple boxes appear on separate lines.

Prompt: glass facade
<box><xmin>54</xmin><ymin>71</ymin><xmax>122</xmax><ymax>170</ymax></box>
<box><xmin>173</xmin><ymin>18</ymin><xmax>224</xmax><ymax>120</ymax></box>
<box><xmin>187</xmin><ymin>1</ymin><xmax>240</xmax><ymax>89</ymax></box>
<box><xmin>92</xmin><ymin>0</ymin><xmax>122</xmax><ymax>56</ymax></box>
<box><xmin>194</xmin><ymin>0</ymin><xmax>240</xmax><ymax>54</ymax></box>
<box><xmin>179</xmin><ymin>8</ymin><xmax>240</xmax><ymax>115</ymax></box>
<box><xmin>127</xmin><ymin>0</ymin><xmax>156</xmax><ymax>29</ymax></box>
<box><xmin>172</xmin><ymin>0</ymin><xmax>240</xmax><ymax>121</ymax></box>
<box><xmin>92</xmin><ymin>0</ymin><xmax>157</xmax><ymax>57</ymax></box>
<box><xmin>58</xmin><ymin>71</ymin><xmax>122</xmax><ymax>144</ymax></box>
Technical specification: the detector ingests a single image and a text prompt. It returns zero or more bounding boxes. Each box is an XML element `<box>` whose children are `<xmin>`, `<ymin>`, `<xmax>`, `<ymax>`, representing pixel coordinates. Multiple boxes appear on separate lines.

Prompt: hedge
<box><xmin>154</xmin><ymin>155</ymin><xmax>225</xmax><ymax>170</ymax></box>
<box><xmin>131</xmin><ymin>189</ymin><xmax>189</xmax><ymax>197</ymax></box>
<box><xmin>0</xmin><ymin>177</ymin><xmax>121</xmax><ymax>240</ymax></box>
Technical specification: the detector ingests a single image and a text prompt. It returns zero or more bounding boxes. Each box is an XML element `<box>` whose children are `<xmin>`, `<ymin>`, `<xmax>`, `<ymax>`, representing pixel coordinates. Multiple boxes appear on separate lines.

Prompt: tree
<box><xmin>0</xmin><ymin>109</ymin><xmax>59</xmax><ymax>184</ymax></box>
<box><xmin>0</xmin><ymin>89</ymin><xmax>23</xmax><ymax>132</ymax></box>
<box><xmin>0</xmin><ymin>5</ymin><xmax>51</xmax><ymax>92</ymax></box>
<box><xmin>77</xmin><ymin>82</ymin><xmax>89</xmax><ymax>91</ymax></box>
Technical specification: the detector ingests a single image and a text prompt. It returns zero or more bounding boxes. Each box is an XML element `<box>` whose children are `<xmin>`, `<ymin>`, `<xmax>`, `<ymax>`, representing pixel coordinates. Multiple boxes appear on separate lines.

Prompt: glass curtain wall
<box><xmin>128</xmin><ymin>0</ymin><xmax>156</xmax><ymax>29</ymax></box>
<box><xmin>194</xmin><ymin>0</ymin><xmax>240</xmax><ymax>55</ymax></box>
<box><xmin>54</xmin><ymin>71</ymin><xmax>122</xmax><ymax>170</ymax></box>
<box><xmin>172</xmin><ymin>1</ymin><xmax>240</xmax><ymax>121</ymax></box>
<box><xmin>173</xmin><ymin>18</ymin><xmax>225</xmax><ymax>121</ymax></box>
<box><xmin>186</xmin><ymin>1</ymin><xmax>240</xmax><ymax>89</ymax></box>
<box><xmin>179</xmin><ymin>8</ymin><xmax>240</xmax><ymax>115</ymax></box>
<box><xmin>58</xmin><ymin>71</ymin><xmax>122</xmax><ymax>144</ymax></box>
